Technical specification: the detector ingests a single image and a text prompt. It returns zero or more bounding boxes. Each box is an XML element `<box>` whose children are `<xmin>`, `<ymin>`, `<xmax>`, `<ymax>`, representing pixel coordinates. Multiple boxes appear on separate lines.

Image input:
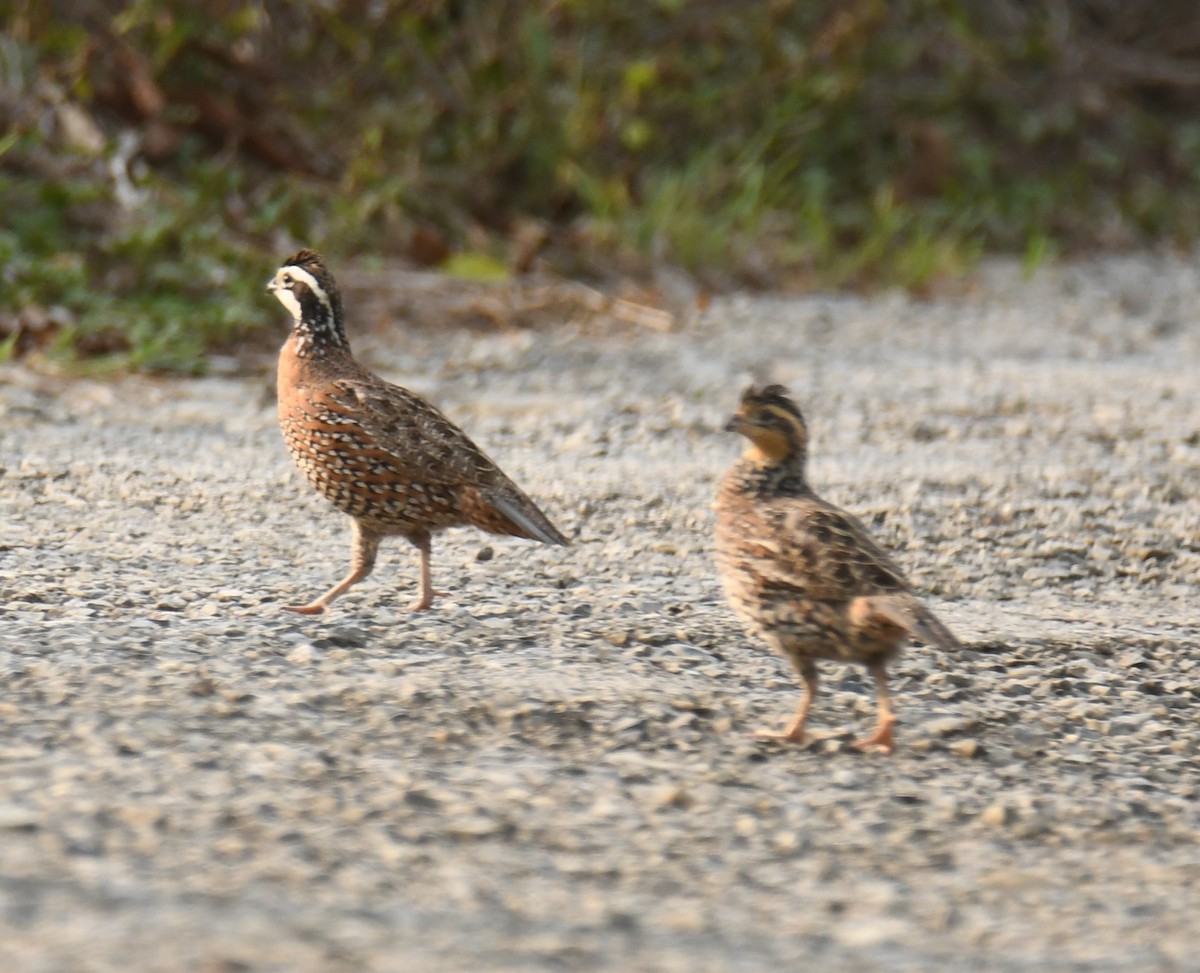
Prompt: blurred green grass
<box><xmin>4</xmin><ymin>1</ymin><xmax>1200</xmax><ymax>369</ymax></box>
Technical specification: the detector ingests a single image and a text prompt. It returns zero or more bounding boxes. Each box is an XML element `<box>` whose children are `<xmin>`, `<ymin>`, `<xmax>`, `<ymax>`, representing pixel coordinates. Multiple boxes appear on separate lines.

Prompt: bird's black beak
<box><xmin>724</xmin><ymin>415</ymin><xmax>746</xmax><ymax>434</ymax></box>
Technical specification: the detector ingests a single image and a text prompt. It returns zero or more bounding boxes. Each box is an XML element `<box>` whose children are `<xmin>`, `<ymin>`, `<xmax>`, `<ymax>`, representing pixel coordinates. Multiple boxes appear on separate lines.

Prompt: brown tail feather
<box><xmin>485</xmin><ymin>490</ymin><xmax>570</xmax><ymax>546</ymax></box>
<box><xmin>909</xmin><ymin>606</ymin><xmax>961</xmax><ymax>651</ymax></box>
<box><xmin>853</xmin><ymin>595</ymin><xmax>960</xmax><ymax>651</ymax></box>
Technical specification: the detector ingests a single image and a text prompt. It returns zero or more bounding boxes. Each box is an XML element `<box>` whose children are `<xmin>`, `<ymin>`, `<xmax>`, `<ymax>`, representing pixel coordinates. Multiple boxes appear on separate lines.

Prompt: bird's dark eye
<box><xmin>282</xmin><ymin>273</ymin><xmax>293</xmax><ymax>285</ymax></box>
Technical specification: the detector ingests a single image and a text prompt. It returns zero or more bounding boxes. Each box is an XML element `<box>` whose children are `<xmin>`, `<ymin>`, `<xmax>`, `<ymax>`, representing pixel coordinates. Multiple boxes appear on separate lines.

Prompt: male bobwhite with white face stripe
<box><xmin>713</xmin><ymin>384</ymin><xmax>960</xmax><ymax>753</ymax></box>
<box><xmin>267</xmin><ymin>248</ymin><xmax>569</xmax><ymax>614</ymax></box>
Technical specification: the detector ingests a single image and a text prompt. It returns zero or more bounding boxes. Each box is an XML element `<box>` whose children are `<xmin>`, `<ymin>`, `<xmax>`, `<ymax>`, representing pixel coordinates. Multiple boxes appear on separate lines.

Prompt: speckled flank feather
<box><xmin>268</xmin><ymin>248</ymin><xmax>568</xmax><ymax>614</ymax></box>
<box><xmin>713</xmin><ymin>384</ymin><xmax>959</xmax><ymax>753</ymax></box>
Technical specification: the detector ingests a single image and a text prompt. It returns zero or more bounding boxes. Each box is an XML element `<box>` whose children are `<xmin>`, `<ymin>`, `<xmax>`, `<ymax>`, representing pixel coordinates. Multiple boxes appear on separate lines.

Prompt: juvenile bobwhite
<box><xmin>713</xmin><ymin>384</ymin><xmax>959</xmax><ymax>753</ymax></box>
<box><xmin>267</xmin><ymin>248</ymin><xmax>569</xmax><ymax>614</ymax></box>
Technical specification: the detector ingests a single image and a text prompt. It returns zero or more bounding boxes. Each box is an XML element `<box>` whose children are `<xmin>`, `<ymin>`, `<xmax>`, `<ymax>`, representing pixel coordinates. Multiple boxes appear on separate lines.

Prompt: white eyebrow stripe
<box><xmin>282</xmin><ymin>265</ymin><xmax>330</xmax><ymax>309</ymax></box>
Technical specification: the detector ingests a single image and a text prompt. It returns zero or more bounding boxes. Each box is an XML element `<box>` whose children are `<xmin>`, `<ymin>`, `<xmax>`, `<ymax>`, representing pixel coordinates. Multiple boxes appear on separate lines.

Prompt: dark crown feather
<box><xmin>281</xmin><ymin>247</ymin><xmax>342</xmax><ymax>317</ymax></box>
<box><xmin>284</xmin><ymin>248</ymin><xmax>325</xmax><ymax>271</ymax></box>
<box><xmin>741</xmin><ymin>384</ymin><xmax>806</xmax><ymax>423</ymax></box>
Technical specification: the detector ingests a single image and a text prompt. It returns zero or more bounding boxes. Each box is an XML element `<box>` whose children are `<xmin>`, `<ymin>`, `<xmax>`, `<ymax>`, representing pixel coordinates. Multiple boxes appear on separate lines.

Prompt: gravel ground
<box><xmin>2</xmin><ymin>255</ymin><xmax>1199</xmax><ymax>972</ymax></box>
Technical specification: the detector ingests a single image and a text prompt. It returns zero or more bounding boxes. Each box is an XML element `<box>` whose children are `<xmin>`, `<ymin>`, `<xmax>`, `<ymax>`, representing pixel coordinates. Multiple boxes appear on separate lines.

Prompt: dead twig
<box><xmin>517</xmin><ymin>282</ymin><xmax>676</xmax><ymax>332</ymax></box>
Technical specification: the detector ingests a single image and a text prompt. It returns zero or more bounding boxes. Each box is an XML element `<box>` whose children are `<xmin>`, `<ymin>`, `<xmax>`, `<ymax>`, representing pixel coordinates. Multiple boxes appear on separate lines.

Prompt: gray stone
<box><xmin>4</xmin><ymin>254</ymin><xmax>1200</xmax><ymax>972</ymax></box>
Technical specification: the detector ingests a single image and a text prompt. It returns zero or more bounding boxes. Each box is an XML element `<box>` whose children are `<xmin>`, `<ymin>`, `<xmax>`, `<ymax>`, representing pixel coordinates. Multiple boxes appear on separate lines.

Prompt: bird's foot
<box><xmin>282</xmin><ymin>602</ymin><xmax>327</xmax><ymax>616</ymax></box>
<box><xmin>753</xmin><ymin>726</ymin><xmax>809</xmax><ymax>745</ymax></box>
<box><xmin>407</xmin><ymin>588</ymin><xmax>449</xmax><ymax>612</ymax></box>
<box><xmin>850</xmin><ymin>720</ymin><xmax>896</xmax><ymax>755</ymax></box>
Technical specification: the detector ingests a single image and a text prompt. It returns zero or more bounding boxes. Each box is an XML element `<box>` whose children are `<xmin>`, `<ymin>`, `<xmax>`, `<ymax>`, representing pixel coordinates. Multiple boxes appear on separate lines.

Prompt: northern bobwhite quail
<box><xmin>713</xmin><ymin>384</ymin><xmax>959</xmax><ymax>753</ymax></box>
<box><xmin>267</xmin><ymin>248</ymin><xmax>569</xmax><ymax>614</ymax></box>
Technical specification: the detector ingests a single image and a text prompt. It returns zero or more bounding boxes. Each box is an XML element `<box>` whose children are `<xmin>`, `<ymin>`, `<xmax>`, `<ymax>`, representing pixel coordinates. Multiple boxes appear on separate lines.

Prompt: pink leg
<box><xmin>851</xmin><ymin>662</ymin><xmax>896</xmax><ymax>754</ymax></box>
<box><xmin>756</xmin><ymin>660</ymin><xmax>818</xmax><ymax>744</ymax></box>
<box><xmin>284</xmin><ymin>522</ymin><xmax>379</xmax><ymax>615</ymax></box>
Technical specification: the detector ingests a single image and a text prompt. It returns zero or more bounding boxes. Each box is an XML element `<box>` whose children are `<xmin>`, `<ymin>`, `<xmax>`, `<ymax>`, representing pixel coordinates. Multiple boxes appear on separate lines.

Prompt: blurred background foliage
<box><xmin>5</xmin><ymin>0</ymin><xmax>1200</xmax><ymax>369</ymax></box>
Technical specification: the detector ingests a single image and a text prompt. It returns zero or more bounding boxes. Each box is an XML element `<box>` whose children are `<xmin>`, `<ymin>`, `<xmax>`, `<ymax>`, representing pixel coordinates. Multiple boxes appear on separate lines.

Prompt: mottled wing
<box><xmin>327</xmin><ymin>378</ymin><xmax>502</xmax><ymax>486</ymax></box>
<box><xmin>750</xmin><ymin>497</ymin><xmax>914</xmax><ymax>601</ymax></box>
<box><xmin>755</xmin><ymin>497</ymin><xmax>958</xmax><ymax>650</ymax></box>
<box><xmin>328</xmin><ymin>377</ymin><xmax>569</xmax><ymax>546</ymax></box>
